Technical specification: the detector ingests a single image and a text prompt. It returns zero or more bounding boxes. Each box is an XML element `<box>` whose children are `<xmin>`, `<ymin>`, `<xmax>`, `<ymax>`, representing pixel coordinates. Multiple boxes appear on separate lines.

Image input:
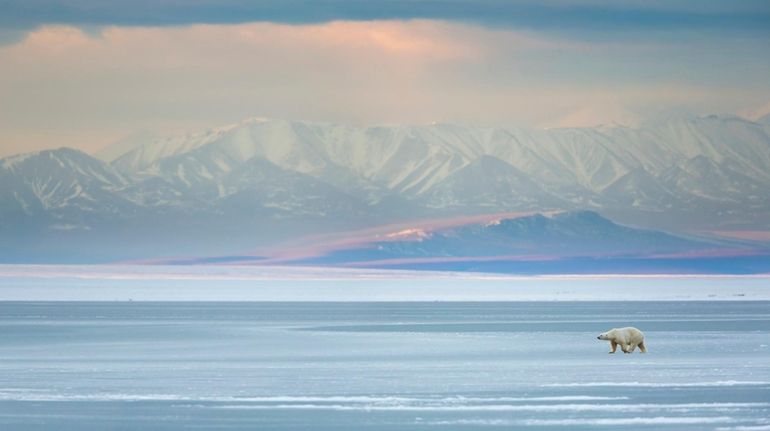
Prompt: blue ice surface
<box><xmin>0</xmin><ymin>301</ymin><xmax>768</xmax><ymax>430</ymax></box>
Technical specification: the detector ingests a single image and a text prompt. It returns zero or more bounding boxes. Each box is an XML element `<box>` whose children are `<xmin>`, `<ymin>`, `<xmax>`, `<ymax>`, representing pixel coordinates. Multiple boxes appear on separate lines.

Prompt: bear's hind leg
<box><xmin>638</xmin><ymin>341</ymin><xmax>647</xmax><ymax>353</ymax></box>
<box><xmin>609</xmin><ymin>341</ymin><xmax>617</xmax><ymax>353</ymax></box>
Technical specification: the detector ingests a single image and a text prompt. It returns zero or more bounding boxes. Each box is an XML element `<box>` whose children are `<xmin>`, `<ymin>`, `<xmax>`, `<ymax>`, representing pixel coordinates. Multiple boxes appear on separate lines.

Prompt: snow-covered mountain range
<box><xmin>2</xmin><ymin>115</ymin><xmax>769</xmax><ymax>262</ymax></box>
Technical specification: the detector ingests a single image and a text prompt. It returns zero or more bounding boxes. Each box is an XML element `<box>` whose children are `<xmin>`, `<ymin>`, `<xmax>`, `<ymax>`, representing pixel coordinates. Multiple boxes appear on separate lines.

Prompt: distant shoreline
<box><xmin>0</xmin><ymin>264</ymin><xmax>768</xmax><ymax>302</ymax></box>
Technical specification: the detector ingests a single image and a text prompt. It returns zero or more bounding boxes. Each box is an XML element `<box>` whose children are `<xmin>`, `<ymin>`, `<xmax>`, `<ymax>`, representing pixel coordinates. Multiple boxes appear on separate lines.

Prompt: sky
<box><xmin>1</xmin><ymin>0</ymin><xmax>769</xmax><ymax>157</ymax></box>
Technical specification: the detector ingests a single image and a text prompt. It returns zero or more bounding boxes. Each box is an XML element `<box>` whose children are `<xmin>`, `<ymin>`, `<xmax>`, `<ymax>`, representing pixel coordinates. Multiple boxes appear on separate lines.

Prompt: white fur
<box><xmin>597</xmin><ymin>327</ymin><xmax>646</xmax><ymax>354</ymax></box>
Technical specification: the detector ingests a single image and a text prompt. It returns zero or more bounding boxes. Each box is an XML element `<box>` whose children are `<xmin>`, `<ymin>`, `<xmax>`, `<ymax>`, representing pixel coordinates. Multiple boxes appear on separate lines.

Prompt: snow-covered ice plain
<box><xmin>0</xmin><ymin>266</ymin><xmax>769</xmax><ymax>430</ymax></box>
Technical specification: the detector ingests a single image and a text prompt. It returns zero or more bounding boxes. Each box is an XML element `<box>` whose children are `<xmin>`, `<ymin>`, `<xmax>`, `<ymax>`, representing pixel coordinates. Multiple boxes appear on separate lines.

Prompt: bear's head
<box><xmin>597</xmin><ymin>331</ymin><xmax>612</xmax><ymax>340</ymax></box>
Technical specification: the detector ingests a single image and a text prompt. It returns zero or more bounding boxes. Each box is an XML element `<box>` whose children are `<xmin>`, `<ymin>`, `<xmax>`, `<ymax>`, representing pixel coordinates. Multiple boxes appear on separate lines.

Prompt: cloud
<box><xmin>3</xmin><ymin>1</ymin><xmax>770</xmax><ymax>37</ymax></box>
<box><xmin>739</xmin><ymin>101</ymin><xmax>770</xmax><ymax>122</ymax></box>
<box><xmin>546</xmin><ymin>104</ymin><xmax>644</xmax><ymax>128</ymax></box>
<box><xmin>237</xmin><ymin>211</ymin><xmax>539</xmax><ymax>263</ymax></box>
<box><xmin>0</xmin><ymin>21</ymin><xmax>479</xmax><ymax>154</ymax></box>
<box><xmin>0</xmin><ymin>19</ymin><xmax>769</xmax><ymax>157</ymax></box>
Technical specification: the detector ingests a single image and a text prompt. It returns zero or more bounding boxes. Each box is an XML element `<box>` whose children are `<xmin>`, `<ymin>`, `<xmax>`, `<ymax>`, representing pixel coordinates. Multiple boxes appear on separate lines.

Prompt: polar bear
<box><xmin>597</xmin><ymin>327</ymin><xmax>646</xmax><ymax>354</ymax></box>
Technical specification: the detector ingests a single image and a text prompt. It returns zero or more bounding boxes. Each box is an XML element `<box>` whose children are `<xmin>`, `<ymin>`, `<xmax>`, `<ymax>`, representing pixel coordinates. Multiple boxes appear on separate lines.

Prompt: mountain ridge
<box><xmin>287</xmin><ymin>210</ymin><xmax>768</xmax><ymax>274</ymax></box>
<box><xmin>1</xmin><ymin>115</ymin><xmax>769</xmax><ymax>262</ymax></box>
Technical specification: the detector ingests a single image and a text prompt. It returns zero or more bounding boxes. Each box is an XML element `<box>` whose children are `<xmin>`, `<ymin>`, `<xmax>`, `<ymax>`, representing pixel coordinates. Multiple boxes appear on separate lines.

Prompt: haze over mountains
<box><xmin>1</xmin><ymin>114</ymin><xmax>769</xmax><ymax>267</ymax></box>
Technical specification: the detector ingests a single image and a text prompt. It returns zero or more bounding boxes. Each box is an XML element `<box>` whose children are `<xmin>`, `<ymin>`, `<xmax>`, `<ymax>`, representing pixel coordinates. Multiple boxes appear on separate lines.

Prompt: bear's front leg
<box><xmin>609</xmin><ymin>341</ymin><xmax>617</xmax><ymax>353</ymax></box>
<box><xmin>621</xmin><ymin>344</ymin><xmax>630</xmax><ymax>353</ymax></box>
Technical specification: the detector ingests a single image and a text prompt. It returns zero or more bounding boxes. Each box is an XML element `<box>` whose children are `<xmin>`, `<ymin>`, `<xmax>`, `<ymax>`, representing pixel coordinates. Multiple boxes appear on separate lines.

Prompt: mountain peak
<box><xmin>2</xmin><ymin>147</ymin><xmax>98</xmax><ymax>170</ymax></box>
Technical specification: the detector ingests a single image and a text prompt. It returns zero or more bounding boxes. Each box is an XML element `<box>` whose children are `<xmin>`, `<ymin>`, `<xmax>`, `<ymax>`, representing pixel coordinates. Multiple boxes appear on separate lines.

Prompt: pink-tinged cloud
<box><xmin>124</xmin><ymin>211</ymin><xmax>546</xmax><ymax>266</ymax></box>
<box><xmin>136</xmin><ymin>210</ymin><xmax>770</xmax><ymax>267</ymax></box>
<box><xmin>247</xmin><ymin>210</ymin><xmax>549</xmax><ymax>263</ymax></box>
<box><xmin>1</xmin><ymin>20</ymin><xmax>760</xmax><ymax>157</ymax></box>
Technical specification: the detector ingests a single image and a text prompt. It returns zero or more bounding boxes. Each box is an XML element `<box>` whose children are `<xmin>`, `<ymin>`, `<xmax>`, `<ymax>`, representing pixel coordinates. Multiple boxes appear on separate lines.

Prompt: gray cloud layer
<box><xmin>3</xmin><ymin>1</ymin><xmax>770</xmax><ymax>36</ymax></box>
